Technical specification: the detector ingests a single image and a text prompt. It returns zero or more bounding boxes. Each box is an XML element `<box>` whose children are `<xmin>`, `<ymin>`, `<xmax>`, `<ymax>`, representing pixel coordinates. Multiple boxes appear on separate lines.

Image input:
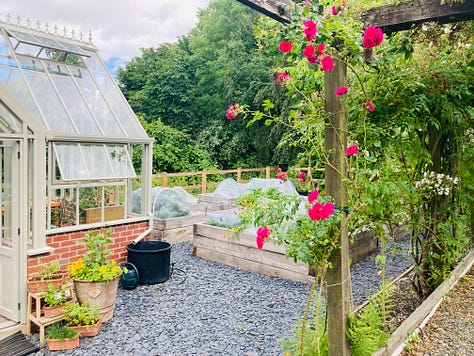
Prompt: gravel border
<box><xmin>32</xmin><ymin>237</ymin><xmax>412</xmax><ymax>355</ymax></box>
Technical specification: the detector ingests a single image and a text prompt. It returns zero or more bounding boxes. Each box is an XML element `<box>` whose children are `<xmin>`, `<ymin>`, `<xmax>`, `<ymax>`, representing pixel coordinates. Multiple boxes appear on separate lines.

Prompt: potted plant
<box><xmin>43</xmin><ymin>283</ymin><xmax>69</xmax><ymax>318</ymax></box>
<box><xmin>67</xmin><ymin>229</ymin><xmax>124</xmax><ymax>322</ymax></box>
<box><xmin>63</xmin><ymin>301</ymin><xmax>102</xmax><ymax>337</ymax></box>
<box><xmin>27</xmin><ymin>260</ymin><xmax>67</xmax><ymax>293</ymax></box>
<box><xmin>46</xmin><ymin>323</ymin><xmax>79</xmax><ymax>351</ymax></box>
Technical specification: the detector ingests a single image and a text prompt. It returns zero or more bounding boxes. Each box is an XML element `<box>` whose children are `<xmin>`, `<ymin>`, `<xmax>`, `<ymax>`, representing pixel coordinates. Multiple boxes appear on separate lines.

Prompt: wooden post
<box><xmin>237</xmin><ymin>168</ymin><xmax>242</xmax><ymax>182</ymax></box>
<box><xmin>161</xmin><ymin>172</ymin><xmax>168</xmax><ymax>187</ymax></box>
<box><xmin>324</xmin><ymin>59</ymin><xmax>351</xmax><ymax>356</ymax></box>
<box><xmin>201</xmin><ymin>171</ymin><xmax>207</xmax><ymax>194</ymax></box>
<box><xmin>265</xmin><ymin>166</ymin><xmax>271</xmax><ymax>179</ymax></box>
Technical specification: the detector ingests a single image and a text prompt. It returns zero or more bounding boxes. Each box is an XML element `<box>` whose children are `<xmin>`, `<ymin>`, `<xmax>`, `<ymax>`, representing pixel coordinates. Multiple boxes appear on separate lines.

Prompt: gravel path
<box><xmin>32</xmin><ymin>238</ymin><xmax>412</xmax><ymax>355</ymax></box>
<box><xmin>400</xmin><ymin>263</ymin><xmax>474</xmax><ymax>356</ymax></box>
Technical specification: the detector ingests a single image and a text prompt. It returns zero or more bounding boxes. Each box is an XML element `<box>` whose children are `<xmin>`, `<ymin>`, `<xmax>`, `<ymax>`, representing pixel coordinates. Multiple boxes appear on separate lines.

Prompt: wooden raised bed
<box><xmin>197</xmin><ymin>193</ymin><xmax>239</xmax><ymax>212</ymax></box>
<box><xmin>152</xmin><ymin>212</ymin><xmax>205</xmax><ymax>244</ymax></box>
<box><xmin>193</xmin><ymin>224</ymin><xmax>377</xmax><ymax>283</ymax></box>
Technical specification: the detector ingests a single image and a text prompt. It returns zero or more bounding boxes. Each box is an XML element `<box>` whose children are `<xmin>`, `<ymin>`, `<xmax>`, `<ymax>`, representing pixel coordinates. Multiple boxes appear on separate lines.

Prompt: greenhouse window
<box><xmin>53</xmin><ymin>143</ymin><xmax>136</xmax><ymax>181</ymax></box>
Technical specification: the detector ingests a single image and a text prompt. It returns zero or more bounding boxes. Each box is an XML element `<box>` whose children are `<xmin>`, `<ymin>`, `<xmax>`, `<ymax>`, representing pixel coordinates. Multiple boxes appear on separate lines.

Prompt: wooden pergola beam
<box><xmin>361</xmin><ymin>0</ymin><xmax>474</xmax><ymax>33</ymax></box>
<box><xmin>235</xmin><ymin>0</ymin><xmax>294</xmax><ymax>23</ymax></box>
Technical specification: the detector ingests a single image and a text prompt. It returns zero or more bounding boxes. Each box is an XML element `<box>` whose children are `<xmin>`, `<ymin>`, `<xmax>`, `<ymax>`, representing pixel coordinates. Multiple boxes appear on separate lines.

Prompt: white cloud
<box><xmin>1</xmin><ymin>0</ymin><xmax>211</xmax><ymax>63</ymax></box>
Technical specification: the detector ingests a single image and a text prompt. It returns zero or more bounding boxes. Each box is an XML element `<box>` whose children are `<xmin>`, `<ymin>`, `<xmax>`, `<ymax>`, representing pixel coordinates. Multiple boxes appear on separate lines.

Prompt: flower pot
<box><xmin>47</xmin><ymin>333</ymin><xmax>80</xmax><ymax>351</ymax></box>
<box><xmin>68</xmin><ymin>318</ymin><xmax>103</xmax><ymax>337</ymax></box>
<box><xmin>27</xmin><ymin>272</ymin><xmax>67</xmax><ymax>293</ymax></box>
<box><xmin>43</xmin><ymin>304</ymin><xmax>66</xmax><ymax>319</ymax></box>
<box><xmin>73</xmin><ymin>276</ymin><xmax>120</xmax><ymax>322</ymax></box>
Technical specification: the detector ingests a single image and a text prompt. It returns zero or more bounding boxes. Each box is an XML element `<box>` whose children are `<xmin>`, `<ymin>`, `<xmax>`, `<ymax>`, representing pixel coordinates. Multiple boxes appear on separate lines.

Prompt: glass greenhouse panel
<box><xmin>75</xmin><ymin>69</ymin><xmax>123</xmax><ymax>137</ymax></box>
<box><xmin>54</xmin><ymin>143</ymin><xmax>136</xmax><ymax>181</ymax></box>
<box><xmin>107</xmin><ymin>145</ymin><xmax>136</xmax><ymax>178</ymax></box>
<box><xmin>0</xmin><ymin>101</ymin><xmax>22</xmax><ymax>133</ymax></box>
<box><xmin>54</xmin><ymin>143</ymin><xmax>88</xmax><ymax>181</ymax></box>
<box><xmin>22</xmin><ymin>66</ymin><xmax>75</xmax><ymax>132</ymax></box>
<box><xmin>49</xmin><ymin>65</ymin><xmax>102</xmax><ymax>135</ymax></box>
<box><xmin>0</xmin><ymin>68</ymin><xmax>42</xmax><ymax>120</ymax></box>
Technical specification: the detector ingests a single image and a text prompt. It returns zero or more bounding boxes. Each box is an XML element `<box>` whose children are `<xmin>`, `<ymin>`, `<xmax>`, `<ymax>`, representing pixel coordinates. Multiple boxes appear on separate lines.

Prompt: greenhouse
<box><xmin>0</xmin><ymin>18</ymin><xmax>152</xmax><ymax>324</ymax></box>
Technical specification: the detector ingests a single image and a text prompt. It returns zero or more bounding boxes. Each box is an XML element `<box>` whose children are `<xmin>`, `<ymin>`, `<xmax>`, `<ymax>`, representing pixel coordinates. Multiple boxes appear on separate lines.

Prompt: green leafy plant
<box><xmin>347</xmin><ymin>283</ymin><xmax>393</xmax><ymax>355</ymax></box>
<box><xmin>67</xmin><ymin>229</ymin><xmax>124</xmax><ymax>282</ymax></box>
<box><xmin>43</xmin><ymin>283</ymin><xmax>68</xmax><ymax>307</ymax></box>
<box><xmin>38</xmin><ymin>261</ymin><xmax>61</xmax><ymax>280</ymax></box>
<box><xmin>63</xmin><ymin>302</ymin><xmax>101</xmax><ymax>327</ymax></box>
<box><xmin>46</xmin><ymin>323</ymin><xmax>78</xmax><ymax>340</ymax></box>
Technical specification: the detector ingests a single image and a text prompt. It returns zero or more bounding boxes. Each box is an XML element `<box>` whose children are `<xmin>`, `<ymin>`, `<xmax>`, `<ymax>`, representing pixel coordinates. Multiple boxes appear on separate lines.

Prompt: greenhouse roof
<box><xmin>0</xmin><ymin>20</ymin><xmax>149</xmax><ymax>141</ymax></box>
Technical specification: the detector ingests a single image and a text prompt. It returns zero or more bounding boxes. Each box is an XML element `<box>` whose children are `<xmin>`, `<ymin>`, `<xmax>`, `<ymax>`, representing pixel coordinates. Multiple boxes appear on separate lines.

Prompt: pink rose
<box><xmin>308</xmin><ymin>189</ymin><xmax>319</xmax><ymax>204</ymax></box>
<box><xmin>320</xmin><ymin>56</ymin><xmax>334</xmax><ymax>71</ymax></box>
<box><xmin>279</xmin><ymin>41</ymin><xmax>293</xmax><ymax>53</ymax></box>
<box><xmin>346</xmin><ymin>144</ymin><xmax>359</xmax><ymax>156</ymax></box>
<box><xmin>335</xmin><ymin>86</ymin><xmax>348</xmax><ymax>96</ymax></box>
<box><xmin>363</xmin><ymin>26</ymin><xmax>384</xmax><ymax>49</ymax></box>
<box><xmin>256</xmin><ymin>227</ymin><xmax>271</xmax><ymax>249</ymax></box>
<box><xmin>362</xmin><ymin>101</ymin><xmax>375</xmax><ymax>113</ymax></box>
<box><xmin>304</xmin><ymin>20</ymin><xmax>317</xmax><ymax>42</ymax></box>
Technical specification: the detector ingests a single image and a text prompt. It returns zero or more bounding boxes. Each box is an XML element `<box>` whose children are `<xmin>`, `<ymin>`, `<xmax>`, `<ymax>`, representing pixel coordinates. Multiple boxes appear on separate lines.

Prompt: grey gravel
<box><xmin>31</xmin><ymin>237</ymin><xmax>412</xmax><ymax>355</ymax></box>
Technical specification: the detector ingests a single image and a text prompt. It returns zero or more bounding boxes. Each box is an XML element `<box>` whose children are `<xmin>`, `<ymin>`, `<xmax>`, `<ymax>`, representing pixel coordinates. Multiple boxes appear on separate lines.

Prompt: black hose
<box><xmin>170</xmin><ymin>262</ymin><xmax>188</xmax><ymax>285</ymax></box>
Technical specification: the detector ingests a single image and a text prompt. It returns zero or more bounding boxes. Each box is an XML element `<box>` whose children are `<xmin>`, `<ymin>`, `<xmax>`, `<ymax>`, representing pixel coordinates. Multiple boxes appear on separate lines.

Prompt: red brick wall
<box><xmin>27</xmin><ymin>221</ymin><xmax>150</xmax><ymax>277</ymax></box>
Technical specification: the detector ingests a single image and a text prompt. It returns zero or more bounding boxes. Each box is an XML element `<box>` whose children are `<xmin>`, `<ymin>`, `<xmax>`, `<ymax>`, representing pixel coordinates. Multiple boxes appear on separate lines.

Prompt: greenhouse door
<box><xmin>0</xmin><ymin>140</ymin><xmax>21</xmax><ymax>321</ymax></box>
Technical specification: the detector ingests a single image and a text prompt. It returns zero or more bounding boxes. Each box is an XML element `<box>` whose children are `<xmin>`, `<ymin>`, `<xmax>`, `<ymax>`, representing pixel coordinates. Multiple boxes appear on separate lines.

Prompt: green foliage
<box><xmin>46</xmin><ymin>323</ymin><xmax>78</xmax><ymax>340</ymax></box>
<box><xmin>44</xmin><ymin>283</ymin><xmax>68</xmax><ymax>307</ymax></box>
<box><xmin>38</xmin><ymin>261</ymin><xmax>61</xmax><ymax>280</ymax></box>
<box><xmin>63</xmin><ymin>302</ymin><xmax>101</xmax><ymax>326</ymax></box>
<box><xmin>237</xmin><ymin>187</ymin><xmax>342</xmax><ymax>270</ymax></box>
<box><xmin>280</xmin><ymin>315</ymin><xmax>328</xmax><ymax>356</ymax></box>
<box><xmin>136</xmin><ymin>117</ymin><xmax>214</xmax><ymax>173</ymax></box>
<box><xmin>347</xmin><ymin>284</ymin><xmax>393</xmax><ymax>356</ymax></box>
<box><xmin>68</xmin><ymin>229</ymin><xmax>123</xmax><ymax>282</ymax></box>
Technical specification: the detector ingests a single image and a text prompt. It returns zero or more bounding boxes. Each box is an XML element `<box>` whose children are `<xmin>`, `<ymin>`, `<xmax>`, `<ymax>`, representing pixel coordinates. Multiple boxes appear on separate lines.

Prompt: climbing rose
<box><xmin>346</xmin><ymin>144</ymin><xmax>359</xmax><ymax>156</ymax></box>
<box><xmin>298</xmin><ymin>172</ymin><xmax>306</xmax><ymax>184</ymax></box>
<box><xmin>279</xmin><ymin>41</ymin><xmax>292</xmax><ymax>53</ymax></box>
<box><xmin>276</xmin><ymin>72</ymin><xmax>291</xmax><ymax>85</ymax></box>
<box><xmin>362</xmin><ymin>101</ymin><xmax>375</xmax><ymax>112</ymax></box>
<box><xmin>335</xmin><ymin>86</ymin><xmax>348</xmax><ymax>96</ymax></box>
<box><xmin>331</xmin><ymin>5</ymin><xmax>338</xmax><ymax>15</ymax></box>
<box><xmin>277</xmin><ymin>173</ymin><xmax>288</xmax><ymax>181</ymax></box>
<box><xmin>308</xmin><ymin>202</ymin><xmax>335</xmax><ymax>220</ymax></box>
<box><xmin>308</xmin><ymin>189</ymin><xmax>319</xmax><ymax>204</ymax></box>
<box><xmin>363</xmin><ymin>26</ymin><xmax>384</xmax><ymax>49</ymax></box>
<box><xmin>303</xmin><ymin>45</ymin><xmax>315</xmax><ymax>58</ymax></box>
<box><xmin>226</xmin><ymin>103</ymin><xmax>242</xmax><ymax>119</ymax></box>
<box><xmin>305</xmin><ymin>0</ymin><xmax>311</xmax><ymax>6</ymax></box>
<box><xmin>322</xmin><ymin>202</ymin><xmax>335</xmax><ymax>219</ymax></box>
<box><xmin>304</xmin><ymin>20</ymin><xmax>317</xmax><ymax>41</ymax></box>
<box><xmin>320</xmin><ymin>56</ymin><xmax>334</xmax><ymax>71</ymax></box>
<box><xmin>256</xmin><ymin>227</ymin><xmax>270</xmax><ymax>249</ymax></box>
<box><xmin>317</xmin><ymin>43</ymin><xmax>325</xmax><ymax>56</ymax></box>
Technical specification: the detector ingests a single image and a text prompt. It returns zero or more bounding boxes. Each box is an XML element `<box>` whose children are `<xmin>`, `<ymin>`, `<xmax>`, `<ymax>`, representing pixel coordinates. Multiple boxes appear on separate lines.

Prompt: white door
<box><xmin>0</xmin><ymin>140</ymin><xmax>20</xmax><ymax>321</ymax></box>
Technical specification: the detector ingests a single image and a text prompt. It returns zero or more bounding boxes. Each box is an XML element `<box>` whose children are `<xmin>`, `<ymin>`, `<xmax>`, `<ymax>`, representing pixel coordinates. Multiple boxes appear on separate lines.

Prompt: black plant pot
<box><xmin>278</xmin><ymin>163</ymin><xmax>289</xmax><ymax>172</ymax></box>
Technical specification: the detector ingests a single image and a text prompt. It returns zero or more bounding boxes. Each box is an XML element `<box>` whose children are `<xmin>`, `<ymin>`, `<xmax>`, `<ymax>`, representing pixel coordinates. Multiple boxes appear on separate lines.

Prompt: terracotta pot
<box><xmin>47</xmin><ymin>333</ymin><xmax>80</xmax><ymax>351</ymax></box>
<box><xmin>43</xmin><ymin>304</ymin><xmax>66</xmax><ymax>319</ymax></box>
<box><xmin>73</xmin><ymin>276</ymin><xmax>120</xmax><ymax>322</ymax></box>
<box><xmin>68</xmin><ymin>318</ymin><xmax>103</xmax><ymax>337</ymax></box>
<box><xmin>27</xmin><ymin>272</ymin><xmax>67</xmax><ymax>293</ymax></box>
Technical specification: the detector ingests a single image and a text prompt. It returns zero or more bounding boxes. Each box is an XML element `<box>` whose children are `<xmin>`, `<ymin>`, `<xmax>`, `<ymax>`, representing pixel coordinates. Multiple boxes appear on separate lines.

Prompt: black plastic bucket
<box><xmin>126</xmin><ymin>241</ymin><xmax>171</xmax><ymax>285</ymax></box>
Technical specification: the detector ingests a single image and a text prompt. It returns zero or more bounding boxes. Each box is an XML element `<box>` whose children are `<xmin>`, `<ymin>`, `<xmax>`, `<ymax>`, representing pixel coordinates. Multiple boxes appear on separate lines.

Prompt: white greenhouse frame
<box><xmin>0</xmin><ymin>20</ymin><xmax>153</xmax><ymax>255</ymax></box>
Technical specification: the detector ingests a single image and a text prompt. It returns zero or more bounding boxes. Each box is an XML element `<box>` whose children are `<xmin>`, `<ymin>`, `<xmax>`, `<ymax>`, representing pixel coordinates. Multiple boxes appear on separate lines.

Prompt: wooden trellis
<box><xmin>235</xmin><ymin>1</ymin><xmax>474</xmax><ymax>355</ymax></box>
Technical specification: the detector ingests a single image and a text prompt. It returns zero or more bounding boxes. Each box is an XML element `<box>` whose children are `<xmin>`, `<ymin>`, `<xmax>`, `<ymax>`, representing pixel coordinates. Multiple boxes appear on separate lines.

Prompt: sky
<box><xmin>1</xmin><ymin>0</ymin><xmax>212</xmax><ymax>74</ymax></box>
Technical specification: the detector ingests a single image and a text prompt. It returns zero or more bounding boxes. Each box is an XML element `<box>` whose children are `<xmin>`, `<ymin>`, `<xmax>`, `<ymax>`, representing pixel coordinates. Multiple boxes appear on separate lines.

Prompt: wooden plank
<box><xmin>373</xmin><ymin>249</ymin><xmax>474</xmax><ymax>356</ymax></box>
<box><xmin>194</xmin><ymin>245</ymin><xmax>311</xmax><ymax>283</ymax></box>
<box><xmin>361</xmin><ymin>0</ymin><xmax>474</xmax><ymax>33</ymax></box>
<box><xmin>84</xmin><ymin>206</ymin><xmax>125</xmax><ymax>224</ymax></box>
<box><xmin>194</xmin><ymin>223</ymin><xmax>287</xmax><ymax>254</ymax></box>
<box><xmin>153</xmin><ymin>212</ymin><xmax>205</xmax><ymax>230</ymax></box>
<box><xmin>193</xmin><ymin>234</ymin><xmax>308</xmax><ymax>274</ymax></box>
<box><xmin>235</xmin><ymin>0</ymin><xmax>294</xmax><ymax>23</ymax></box>
<box><xmin>153</xmin><ymin>226</ymin><xmax>194</xmax><ymax>244</ymax></box>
